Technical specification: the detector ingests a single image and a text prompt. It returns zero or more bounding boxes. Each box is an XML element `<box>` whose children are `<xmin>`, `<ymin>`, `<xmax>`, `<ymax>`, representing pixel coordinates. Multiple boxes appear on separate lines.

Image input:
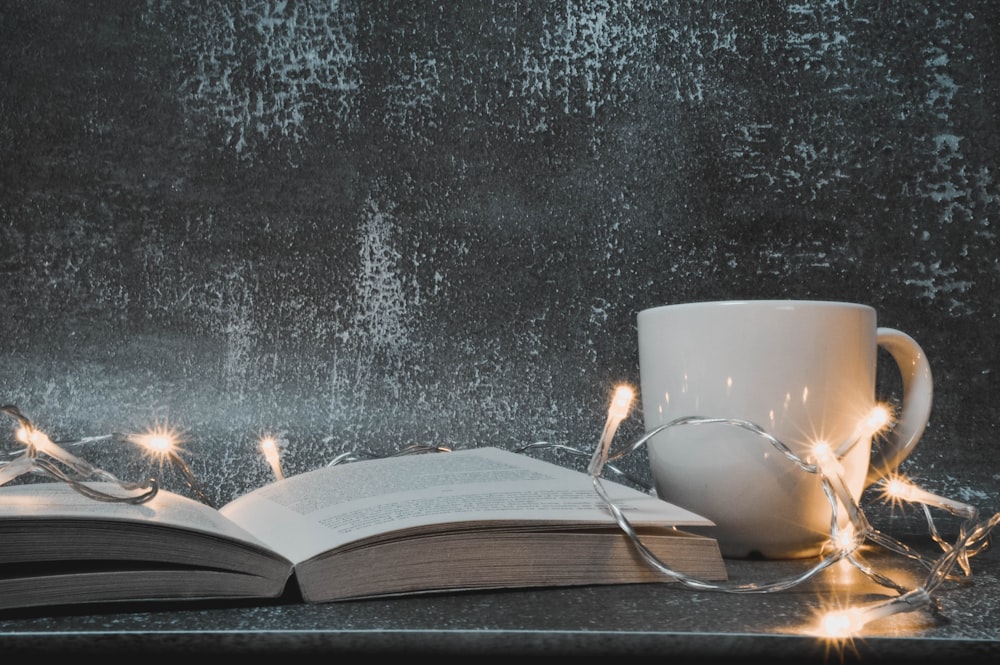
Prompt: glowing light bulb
<box><xmin>862</xmin><ymin>404</ymin><xmax>892</xmax><ymax>436</ymax></box>
<box><xmin>144</xmin><ymin>435</ymin><xmax>173</xmax><ymax>454</ymax></box>
<box><xmin>21</xmin><ymin>428</ymin><xmax>58</xmax><ymax>456</ymax></box>
<box><xmin>819</xmin><ymin>607</ymin><xmax>865</xmax><ymax>639</ymax></box>
<box><xmin>129</xmin><ymin>424</ymin><xmax>215</xmax><ymax>508</ymax></box>
<box><xmin>130</xmin><ymin>425</ymin><xmax>182</xmax><ymax>462</ymax></box>
<box><xmin>11</xmin><ymin>426</ymin><xmax>99</xmax><ymax>477</ymax></box>
<box><xmin>835</xmin><ymin>403</ymin><xmax>896</xmax><ymax>457</ymax></box>
<box><xmin>831</xmin><ymin>523</ymin><xmax>857</xmax><ymax>553</ymax></box>
<box><xmin>260</xmin><ymin>436</ymin><xmax>285</xmax><ymax>481</ymax></box>
<box><xmin>588</xmin><ymin>384</ymin><xmax>635</xmax><ymax>477</ymax></box>
<box><xmin>884</xmin><ymin>475</ymin><xmax>915</xmax><ymax>502</ymax></box>
<box><xmin>818</xmin><ymin>590</ymin><xmax>932</xmax><ymax>638</ymax></box>
<box><xmin>811</xmin><ymin>440</ymin><xmax>842</xmax><ymax>475</ymax></box>
<box><xmin>608</xmin><ymin>385</ymin><xmax>635</xmax><ymax>421</ymax></box>
<box><xmin>882</xmin><ymin>474</ymin><xmax>977</xmax><ymax>519</ymax></box>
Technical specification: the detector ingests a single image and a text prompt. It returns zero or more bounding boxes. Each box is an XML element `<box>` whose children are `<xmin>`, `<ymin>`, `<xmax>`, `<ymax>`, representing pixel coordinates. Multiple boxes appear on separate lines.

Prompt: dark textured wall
<box><xmin>1</xmin><ymin>1</ymin><xmax>997</xmax><ymax>506</ymax></box>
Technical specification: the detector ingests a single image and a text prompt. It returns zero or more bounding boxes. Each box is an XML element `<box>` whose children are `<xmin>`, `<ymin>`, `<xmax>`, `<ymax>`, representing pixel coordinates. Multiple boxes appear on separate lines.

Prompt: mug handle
<box><xmin>866</xmin><ymin>328</ymin><xmax>934</xmax><ymax>485</ymax></box>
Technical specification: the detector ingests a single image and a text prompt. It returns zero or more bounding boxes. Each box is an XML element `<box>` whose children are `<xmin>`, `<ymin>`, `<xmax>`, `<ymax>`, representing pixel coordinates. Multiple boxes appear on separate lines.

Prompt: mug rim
<box><xmin>638</xmin><ymin>299</ymin><xmax>875</xmax><ymax>318</ymax></box>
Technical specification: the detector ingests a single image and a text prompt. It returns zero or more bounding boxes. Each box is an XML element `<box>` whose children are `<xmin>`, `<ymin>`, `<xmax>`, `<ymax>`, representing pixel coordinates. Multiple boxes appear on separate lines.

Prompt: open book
<box><xmin>0</xmin><ymin>446</ymin><xmax>726</xmax><ymax>611</ymax></box>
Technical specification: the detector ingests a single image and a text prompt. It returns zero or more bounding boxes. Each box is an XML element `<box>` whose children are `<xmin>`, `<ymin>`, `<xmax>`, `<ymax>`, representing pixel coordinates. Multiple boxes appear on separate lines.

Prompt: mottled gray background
<box><xmin>1</xmin><ymin>1</ymin><xmax>997</xmax><ymax>510</ymax></box>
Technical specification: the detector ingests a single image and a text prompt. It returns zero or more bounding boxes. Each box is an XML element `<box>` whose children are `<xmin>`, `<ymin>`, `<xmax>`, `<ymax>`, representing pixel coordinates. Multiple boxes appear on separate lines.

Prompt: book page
<box><xmin>219</xmin><ymin>447</ymin><xmax>713</xmax><ymax>565</ymax></box>
<box><xmin>0</xmin><ymin>481</ymin><xmax>277</xmax><ymax>550</ymax></box>
<box><xmin>0</xmin><ymin>482</ymin><xmax>295</xmax><ymax>609</ymax></box>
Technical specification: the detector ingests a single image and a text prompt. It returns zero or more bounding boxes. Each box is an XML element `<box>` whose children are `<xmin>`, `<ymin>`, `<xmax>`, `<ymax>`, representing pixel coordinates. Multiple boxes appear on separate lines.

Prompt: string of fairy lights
<box><xmin>2</xmin><ymin>389</ymin><xmax>998</xmax><ymax>642</ymax></box>
<box><xmin>583</xmin><ymin>386</ymin><xmax>997</xmax><ymax>639</ymax></box>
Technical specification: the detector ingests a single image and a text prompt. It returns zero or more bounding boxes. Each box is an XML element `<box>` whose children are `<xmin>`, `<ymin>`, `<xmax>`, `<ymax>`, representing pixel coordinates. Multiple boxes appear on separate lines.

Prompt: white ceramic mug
<box><xmin>637</xmin><ymin>300</ymin><xmax>933</xmax><ymax>559</ymax></box>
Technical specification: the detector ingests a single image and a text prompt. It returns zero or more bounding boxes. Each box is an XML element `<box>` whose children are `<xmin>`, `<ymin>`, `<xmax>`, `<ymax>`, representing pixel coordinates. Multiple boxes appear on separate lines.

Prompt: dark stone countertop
<box><xmin>1</xmin><ymin>514</ymin><xmax>997</xmax><ymax>664</ymax></box>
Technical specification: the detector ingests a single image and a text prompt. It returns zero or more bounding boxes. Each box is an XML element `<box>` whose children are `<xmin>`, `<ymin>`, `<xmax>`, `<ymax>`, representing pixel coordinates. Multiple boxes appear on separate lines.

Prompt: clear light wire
<box><xmin>568</xmin><ymin>402</ymin><xmax>998</xmax><ymax>636</ymax></box>
<box><xmin>1</xmin><ymin>404</ymin><xmax>158</xmax><ymax>504</ymax></box>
